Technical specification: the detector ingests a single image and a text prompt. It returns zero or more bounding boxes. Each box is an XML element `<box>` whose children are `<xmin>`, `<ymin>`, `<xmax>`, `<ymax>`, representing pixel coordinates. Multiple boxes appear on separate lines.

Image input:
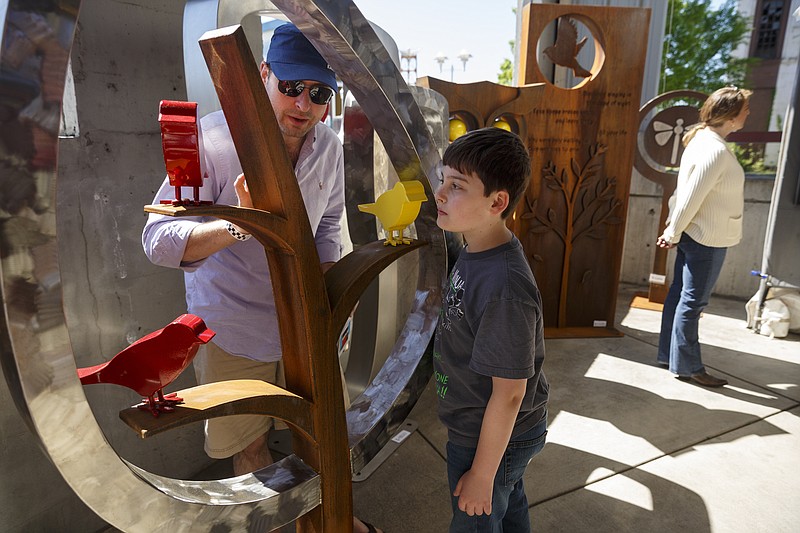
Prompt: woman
<box><xmin>656</xmin><ymin>86</ymin><xmax>751</xmax><ymax>387</ymax></box>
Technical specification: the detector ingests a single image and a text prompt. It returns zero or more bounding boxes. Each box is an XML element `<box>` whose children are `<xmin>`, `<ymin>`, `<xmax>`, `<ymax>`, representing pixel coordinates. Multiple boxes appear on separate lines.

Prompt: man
<box><xmin>142</xmin><ymin>23</ymin><xmax>343</xmax><ymax>475</ymax></box>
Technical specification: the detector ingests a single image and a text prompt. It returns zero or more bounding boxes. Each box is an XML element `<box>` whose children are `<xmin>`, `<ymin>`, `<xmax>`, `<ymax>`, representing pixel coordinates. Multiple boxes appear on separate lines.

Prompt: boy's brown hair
<box><xmin>443</xmin><ymin>127</ymin><xmax>531</xmax><ymax>219</ymax></box>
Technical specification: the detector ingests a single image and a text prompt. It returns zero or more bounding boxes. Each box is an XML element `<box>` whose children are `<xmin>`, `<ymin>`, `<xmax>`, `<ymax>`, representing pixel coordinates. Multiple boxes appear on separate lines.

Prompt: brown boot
<box><xmin>677</xmin><ymin>371</ymin><xmax>728</xmax><ymax>387</ymax></box>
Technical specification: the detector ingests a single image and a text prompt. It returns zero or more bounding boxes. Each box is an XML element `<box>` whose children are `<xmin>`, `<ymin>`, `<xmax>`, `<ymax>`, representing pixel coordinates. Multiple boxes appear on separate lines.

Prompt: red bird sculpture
<box><xmin>77</xmin><ymin>314</ymin><xmax>215</xmax><ymax>417</ymax></box>
<box><xmin>158</xmin><ymin>100</ymin><xmax>211</xmax><ymax>206</ymax></box>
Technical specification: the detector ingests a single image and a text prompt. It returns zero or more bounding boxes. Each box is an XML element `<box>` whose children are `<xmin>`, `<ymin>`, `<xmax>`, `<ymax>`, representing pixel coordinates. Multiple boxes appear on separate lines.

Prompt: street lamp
<box><xmin>456</xmin><ymin>49</ymin><xmax>472</xmax><ymax>71</ymax></box>
<box><xmin>433</xmin><ymin>50</ymin><xmax>471</xmax><ymax>82</ymax></box>
<box><xmin>434</xmin><ymin>52</ymin><xmax>448</xmax><ymax>72</ymax></box>
<box><xmin>400</xmin><ymin>49</ymin><xmax>417</xmax><ymax>83</ymax></box>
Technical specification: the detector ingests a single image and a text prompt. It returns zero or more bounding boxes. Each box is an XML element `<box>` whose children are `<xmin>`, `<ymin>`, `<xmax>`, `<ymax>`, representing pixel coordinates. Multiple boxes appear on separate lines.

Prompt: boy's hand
<box><xmin>452</xmin><ymin>377</ymin><xmax>526</xmax><ymax>518</ymax></box>
<box><xmin>453</xmin><ymin>468</ymin><xmax>494</xmax><ymax>516</ymax></box>
<box><xmin>234</xmin><ymin>174</ymin><xmax>253</xmax><ymax>208</ymax></box>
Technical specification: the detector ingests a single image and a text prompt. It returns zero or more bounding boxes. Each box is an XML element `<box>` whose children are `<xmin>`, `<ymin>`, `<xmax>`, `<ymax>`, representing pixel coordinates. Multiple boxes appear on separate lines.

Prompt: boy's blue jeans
<box><xmin>657</xmin><ymin>234</ymin><xmax>727</xmax><ymax>376</ymax></box>
<box><xmin>446</xmin><ymin>417</ymin><xmax>548</xmax><ymax>533</ymax></box>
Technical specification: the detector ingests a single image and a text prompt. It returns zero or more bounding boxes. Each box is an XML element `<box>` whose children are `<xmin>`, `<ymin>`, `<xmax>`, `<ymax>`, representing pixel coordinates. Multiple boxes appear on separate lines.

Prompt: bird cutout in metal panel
<box><xmin>543</xmin><ymin>16</ymin><xmax>593</xmax><ymax>79</ymax></box>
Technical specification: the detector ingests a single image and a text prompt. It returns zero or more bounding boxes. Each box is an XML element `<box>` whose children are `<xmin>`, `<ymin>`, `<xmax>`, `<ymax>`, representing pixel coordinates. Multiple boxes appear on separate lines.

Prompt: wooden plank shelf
<box><xmin>119</xmin><ymin>379</ymin><xmax>313</xmax><ymax>440</ymax></box>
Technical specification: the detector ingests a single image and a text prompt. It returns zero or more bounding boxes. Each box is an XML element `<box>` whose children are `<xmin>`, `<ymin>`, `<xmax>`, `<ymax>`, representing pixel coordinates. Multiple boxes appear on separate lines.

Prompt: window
<box><xmin>753</xmin><ymin>0</ymin><xmax>786</xmax><ymax>59</ymax></box>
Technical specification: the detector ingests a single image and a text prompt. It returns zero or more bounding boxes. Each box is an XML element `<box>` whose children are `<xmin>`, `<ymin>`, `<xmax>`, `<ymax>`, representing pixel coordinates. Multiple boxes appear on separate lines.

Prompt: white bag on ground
<box><xmin>775</xmin><ymin>290</ymin><xmax>800</xmax><ymax>332</ymax></box>
<box><xmin>746</xmin><ymin>288</ymin><xmax>800</xmax><ymax>337</ymax></box>
<box><xmin>759</xmin><ymin>298</ymin><xmax>790</xmax><ymax>338</ymax></box>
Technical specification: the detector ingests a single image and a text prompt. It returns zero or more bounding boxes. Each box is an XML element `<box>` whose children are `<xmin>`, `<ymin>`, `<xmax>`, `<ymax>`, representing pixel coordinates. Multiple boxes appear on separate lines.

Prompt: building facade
<box><xmin>736</xmin><ymin>0</ymin><xmax>800</xmax><ymax>165</ymax></box>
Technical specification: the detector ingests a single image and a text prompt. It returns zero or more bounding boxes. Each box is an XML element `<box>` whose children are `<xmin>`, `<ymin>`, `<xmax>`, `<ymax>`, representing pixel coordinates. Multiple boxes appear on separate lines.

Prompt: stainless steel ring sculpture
<box><xmin>0</xmin><ymin>0</ymin><xmax>448</xmax><ymax>530</ymax></box>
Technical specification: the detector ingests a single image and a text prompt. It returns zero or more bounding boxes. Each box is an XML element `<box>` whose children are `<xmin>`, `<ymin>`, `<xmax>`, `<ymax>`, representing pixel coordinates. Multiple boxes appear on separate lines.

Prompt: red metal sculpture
<box><xmin>158</xmin><ymin>100</ymin><xmax>210</xmax><ymax>206</ymax></box>
<box><xmin>77</xmin><ymin>314</ymin><xmax>215</xmax><ymax>417</ymax></box>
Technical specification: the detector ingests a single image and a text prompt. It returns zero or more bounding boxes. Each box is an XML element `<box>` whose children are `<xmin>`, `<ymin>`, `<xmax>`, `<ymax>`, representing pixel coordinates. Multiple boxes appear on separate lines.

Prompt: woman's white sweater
<box><xmin>660</xmin><ymin>127</ymin><xmax>745</xmax><ymax>248</ymax></box>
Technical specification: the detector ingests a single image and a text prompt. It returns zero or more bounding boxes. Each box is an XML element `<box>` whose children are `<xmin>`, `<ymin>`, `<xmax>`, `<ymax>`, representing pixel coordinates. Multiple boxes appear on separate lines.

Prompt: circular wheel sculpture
<box><xmin>635</xmin><ymin>90</ymin><xmax>708</xmax><ymax>190</ymax></box>
<box><xmin>0</xmin><ymin>1</ymin><xmax>447</xmax><ymax>531</ymax></box>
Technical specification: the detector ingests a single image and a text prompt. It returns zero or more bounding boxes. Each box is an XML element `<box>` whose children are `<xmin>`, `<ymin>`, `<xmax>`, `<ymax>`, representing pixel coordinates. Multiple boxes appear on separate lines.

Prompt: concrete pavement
<box><xmin>351</xmin><ymin>284</ymin><xmax>800</xmax><ymax>532</ymax></box>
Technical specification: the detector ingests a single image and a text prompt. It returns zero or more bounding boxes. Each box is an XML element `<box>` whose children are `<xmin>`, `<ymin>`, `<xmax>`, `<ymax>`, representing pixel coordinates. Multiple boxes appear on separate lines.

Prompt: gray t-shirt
<box><xmin>434</xmin><ymin>236</ymin><xmax>549</xmax><ymax>448</ymax></box>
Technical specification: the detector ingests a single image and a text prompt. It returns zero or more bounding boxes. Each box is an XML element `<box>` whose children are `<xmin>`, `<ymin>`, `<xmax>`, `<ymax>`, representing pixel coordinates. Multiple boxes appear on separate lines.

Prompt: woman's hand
<box><xmin>234</xmin><ymin>174</ymin><xmax>253</xmax><ymax>208</ymax></box>
<box><xmin>656</xmin><ymin>236</ymin><xmax>675</xmax><ymax>249</ymax></box>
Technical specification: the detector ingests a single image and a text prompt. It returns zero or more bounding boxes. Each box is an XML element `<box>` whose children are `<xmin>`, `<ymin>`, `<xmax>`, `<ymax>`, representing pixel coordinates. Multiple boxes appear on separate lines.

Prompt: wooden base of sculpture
<box><xmin>629</xmin><ymin>293</ymin><xmax>664</xmax><ymax>312</ymax></box>
<box><xmin>544</xmin><ymin>326</ymin><xmax>622</xmax><ymax>339</ymax></box>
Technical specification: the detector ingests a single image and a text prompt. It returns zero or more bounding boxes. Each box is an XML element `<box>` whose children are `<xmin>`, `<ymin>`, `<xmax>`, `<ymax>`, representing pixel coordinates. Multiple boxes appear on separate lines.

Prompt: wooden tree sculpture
<box><xmin>133</xmin><ymin>26</ymin><xmax>427</xmax><ymax>532</ymax></box>
<box><xmin>515</xmin><ymin>5</ymin><xmax>650</xmax><ymax>337</ymax></box>
<box><xmin>526</xmin><ymin>143</ymin><xmax>623</xmax><ymax>326</ymax></box>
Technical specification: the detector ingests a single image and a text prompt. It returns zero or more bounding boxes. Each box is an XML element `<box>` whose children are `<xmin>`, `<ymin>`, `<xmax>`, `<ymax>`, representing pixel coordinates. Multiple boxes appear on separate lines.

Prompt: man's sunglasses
<box><xmin>276</xmin><ymin>78</ymin><xmax>335</xmax><ymax>105</ymax></box>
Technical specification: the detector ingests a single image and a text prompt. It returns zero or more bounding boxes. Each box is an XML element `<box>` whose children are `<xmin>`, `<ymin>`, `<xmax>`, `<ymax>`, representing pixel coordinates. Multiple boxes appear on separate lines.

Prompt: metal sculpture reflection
<box><xmin>0</xmin><ymin>0</ymin><xmax>447</xmax><ymax>531</ymax></box>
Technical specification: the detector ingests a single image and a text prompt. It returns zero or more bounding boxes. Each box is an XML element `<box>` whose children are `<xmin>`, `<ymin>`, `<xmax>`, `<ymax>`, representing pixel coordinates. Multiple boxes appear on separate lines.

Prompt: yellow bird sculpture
<box><xmin>358</xmin><ymin>180</ymin><xmax>428</xmax><ymax>246</ymax></box>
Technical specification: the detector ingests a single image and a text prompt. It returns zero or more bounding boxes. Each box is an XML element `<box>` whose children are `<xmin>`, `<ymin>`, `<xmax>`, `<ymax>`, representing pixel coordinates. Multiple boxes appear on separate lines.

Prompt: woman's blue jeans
<box><xmin>658</xmin><ymin>234</ymin><xmax>727</xmax><ymax>376</ymax></box>
<box><xmin>446</xmin><ymin>417</ymin><xmax>548</xmax><ymax>533</ymax></box>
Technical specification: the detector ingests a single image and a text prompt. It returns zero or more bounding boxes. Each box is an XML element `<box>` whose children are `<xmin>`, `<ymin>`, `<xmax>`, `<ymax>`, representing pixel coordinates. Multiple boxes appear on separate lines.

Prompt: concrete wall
<box><xmin>58</xmin><ymin>0</ymin><xmax>211</xmax><ymax>483</ymax></box>
<box><xmin>1</xmin><ymin>1</ymin><xmax>213</xmax><ymax>531</ymax></box>
<box><xmin>0</xmin><ymin>371</ymin><xmax>107</xmax><ymax>533</ymax></box>
<box><xmin>621</xmin><ymin>172</ymin><xmax>774</xmax><ymax>300</ymax></box>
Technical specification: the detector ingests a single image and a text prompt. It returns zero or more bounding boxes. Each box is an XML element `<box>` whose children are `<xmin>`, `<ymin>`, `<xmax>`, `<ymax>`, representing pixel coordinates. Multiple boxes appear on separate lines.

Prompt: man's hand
<box><xmin>181</xmin><ymin>174</ymin><xmax>254</xmax><ymax>263</ymax></box>
<box><xmin>229</xmin><ymin>174</ymin><xmax>253</xmax><ymax>237</ymax></box>
<box><xmin>234</xmin><ymin>174</ymin><xmax>253</xmax><ymax>209</ymax></box>
<box><xmin>453</xmin><ymin>468</ymin><xmax>494</xmax><ymax>516</ymax></box>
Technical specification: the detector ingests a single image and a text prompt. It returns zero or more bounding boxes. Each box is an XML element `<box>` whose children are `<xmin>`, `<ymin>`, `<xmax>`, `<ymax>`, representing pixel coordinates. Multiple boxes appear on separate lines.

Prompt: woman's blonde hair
<box><xmin>683</xmin><ymin>86</ymin><xmax>752</xmax><ymax>146</ymax></box>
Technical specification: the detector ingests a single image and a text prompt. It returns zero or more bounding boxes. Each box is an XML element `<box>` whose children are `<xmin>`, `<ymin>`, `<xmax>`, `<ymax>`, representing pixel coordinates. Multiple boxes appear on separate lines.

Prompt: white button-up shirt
<box><xmin>142</xmin><ymin>110</ymin><xmax>344</xmax><ymax>361</ymax></box>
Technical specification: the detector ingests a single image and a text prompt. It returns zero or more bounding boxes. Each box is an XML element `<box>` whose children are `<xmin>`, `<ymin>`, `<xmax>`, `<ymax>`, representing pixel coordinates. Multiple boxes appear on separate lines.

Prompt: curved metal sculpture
<box><xmin>0</xmin><ymin>0</ymin><xmax>447</xmax><ymax>531</ymax></box>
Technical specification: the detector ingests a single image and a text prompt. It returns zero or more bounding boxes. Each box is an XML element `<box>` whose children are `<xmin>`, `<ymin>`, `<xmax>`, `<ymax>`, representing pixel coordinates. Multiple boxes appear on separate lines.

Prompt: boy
<box><xmin>434</xmin><ymin>127</ymin><xmax>549</xmax><ymax>532</ymax></box>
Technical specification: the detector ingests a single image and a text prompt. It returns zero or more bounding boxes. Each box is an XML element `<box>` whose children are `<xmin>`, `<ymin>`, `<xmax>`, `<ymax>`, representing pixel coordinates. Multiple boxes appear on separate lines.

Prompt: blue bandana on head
<box><xmin>266</xmin><ymin>23</ymin><xmax>337</xmax><ymax>92</ymax></box>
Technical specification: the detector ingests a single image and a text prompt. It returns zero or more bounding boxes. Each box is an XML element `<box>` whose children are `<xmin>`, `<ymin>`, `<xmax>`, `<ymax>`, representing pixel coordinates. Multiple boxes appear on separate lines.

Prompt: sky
<box><xmin>354</xmin><ymin>0</ymin><xmax>519</xmax><ymax>84</ymax></box>
<box><xmin>354</xmin><ymin>0</ymin><xmax>736</xmax><ymax>85</ymax></box>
